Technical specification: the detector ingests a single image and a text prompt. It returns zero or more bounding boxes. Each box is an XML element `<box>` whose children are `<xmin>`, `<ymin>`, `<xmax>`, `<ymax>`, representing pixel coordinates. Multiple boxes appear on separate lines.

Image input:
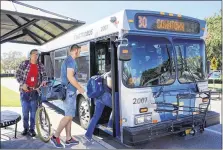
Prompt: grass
<box><xmin>1</xmin><ymin>86</ymin><xmax>21</xmax><ymax>107</ymax></box>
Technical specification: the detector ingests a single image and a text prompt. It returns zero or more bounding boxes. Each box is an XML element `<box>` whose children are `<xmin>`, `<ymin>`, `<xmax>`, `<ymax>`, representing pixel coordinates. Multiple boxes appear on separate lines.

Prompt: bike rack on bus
<box><xmin>153</xmin><ymin>91</ymin><xmax>211</xmax><ymax>134</ymax></box>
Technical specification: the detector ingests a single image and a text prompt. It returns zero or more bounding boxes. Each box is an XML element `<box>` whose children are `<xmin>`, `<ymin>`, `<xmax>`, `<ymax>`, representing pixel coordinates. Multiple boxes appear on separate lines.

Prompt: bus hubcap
<box><xmin>79</xmin><ymin>101</ymin><xmax>90</xmax><ymax>127</ymax></box>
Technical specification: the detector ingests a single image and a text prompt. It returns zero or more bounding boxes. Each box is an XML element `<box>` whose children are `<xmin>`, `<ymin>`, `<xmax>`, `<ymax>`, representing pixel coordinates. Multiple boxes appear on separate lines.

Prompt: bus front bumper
<box><xmin>123</xmin><ymin>111</ymin><xmax>220</xmax><ymax>146</ymax></box>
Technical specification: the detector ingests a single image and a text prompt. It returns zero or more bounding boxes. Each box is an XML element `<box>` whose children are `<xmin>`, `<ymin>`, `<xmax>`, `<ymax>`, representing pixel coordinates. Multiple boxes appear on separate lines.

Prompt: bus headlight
<box><xmin>145</xmin><ymin>114</ymin><xmax>152</xmax><ymax>122</ymax></box>
<box><xmin>135</xmin><ymin>115</ymin><xmax>145</xmax><ymax>125</ymax></box>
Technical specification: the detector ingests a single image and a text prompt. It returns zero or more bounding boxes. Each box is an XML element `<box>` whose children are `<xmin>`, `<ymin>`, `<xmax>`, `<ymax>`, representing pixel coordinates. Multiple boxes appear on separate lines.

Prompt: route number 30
<box><xmin>138</xmin><ymin>16</ymin><xmax>147</xmax><ymax>28</ymax></box>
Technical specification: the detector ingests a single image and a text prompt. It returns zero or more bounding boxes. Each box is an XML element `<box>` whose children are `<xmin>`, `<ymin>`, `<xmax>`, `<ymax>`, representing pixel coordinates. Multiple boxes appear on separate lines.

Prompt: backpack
<box><xmin>87</xmin><ymin>75</ymin><xmax>105</xmax><ymax>98</ymax></box>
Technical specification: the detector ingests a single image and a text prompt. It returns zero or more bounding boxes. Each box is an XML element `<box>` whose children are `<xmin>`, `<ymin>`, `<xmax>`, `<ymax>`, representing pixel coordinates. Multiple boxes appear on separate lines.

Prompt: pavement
<box><xmin>1</xmin><ymin>106</ymin><xmax>222</xmax><ymax>149</ymax></box>
<box><xmin>0</xmin><ymin>106</ymin><xmax>114</xmax><ymax>149</ymax></box>
<box><xmin>1</xmin><ymin>78</ymin><xmax>114</xmax><ymax>149</ymax></box>
<box><xmin>131</xmin><ymin>124</ymin><xmax>222</xmax><ymax>149</ymax></box>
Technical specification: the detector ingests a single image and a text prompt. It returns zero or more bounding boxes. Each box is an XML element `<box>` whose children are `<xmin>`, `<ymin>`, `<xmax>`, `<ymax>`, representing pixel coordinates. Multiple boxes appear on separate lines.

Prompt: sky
<box><xmin>1</xmin><ymin>1</ymin><xmax>221</xmax><ymax>57</ymax></box>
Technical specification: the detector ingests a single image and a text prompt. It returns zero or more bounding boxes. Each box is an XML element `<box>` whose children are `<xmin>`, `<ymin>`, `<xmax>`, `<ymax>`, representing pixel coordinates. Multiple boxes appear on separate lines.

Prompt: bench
<box><xmin>0</xmin><ymin>110</ymin><xmax>21</xmax><ymax>138</ymax></box>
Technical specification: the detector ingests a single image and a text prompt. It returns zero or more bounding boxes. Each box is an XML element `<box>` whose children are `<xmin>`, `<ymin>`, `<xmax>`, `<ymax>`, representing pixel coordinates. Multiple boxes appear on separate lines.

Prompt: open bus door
<box><xmin>88</xmin><ymin>37</ymin><xmax>122</xmax><ymax>138</ymax></box>
<box><xmin>87</xmin><ymin>40</ymin><xmax>115</xmax><ymax>132</ymax></box>
<box><xmin>87</xmin><ymin>37</ymin><xmax>134</xmax><ymax>141</ymax></box>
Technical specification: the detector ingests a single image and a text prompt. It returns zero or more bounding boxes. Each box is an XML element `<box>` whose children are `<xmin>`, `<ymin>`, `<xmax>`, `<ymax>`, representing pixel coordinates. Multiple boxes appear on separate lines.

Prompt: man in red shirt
<box><xmin>26</xmin><ymin>63</ymin><xmax>38</xmax><ymax>88</ymax></box>
<box><xmin>16</xmin><ymin>49</ymin><xmax>47</xmax><ymax>137</ymax></box>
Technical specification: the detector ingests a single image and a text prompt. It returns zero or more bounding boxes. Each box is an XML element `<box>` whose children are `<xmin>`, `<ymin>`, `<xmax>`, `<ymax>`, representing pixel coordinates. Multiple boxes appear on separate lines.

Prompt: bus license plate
<box><xmin>136</xmin><ymin>117</ymin><xmax>144</xmax><ymax>124</ymax></box>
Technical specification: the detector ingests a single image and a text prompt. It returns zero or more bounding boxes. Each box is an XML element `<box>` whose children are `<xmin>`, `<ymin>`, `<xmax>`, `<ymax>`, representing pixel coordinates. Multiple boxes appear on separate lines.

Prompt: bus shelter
<box><xmin>1</xmin><ymin>0</ymin><xmax>85</xmax><ymax>45</ymax></box>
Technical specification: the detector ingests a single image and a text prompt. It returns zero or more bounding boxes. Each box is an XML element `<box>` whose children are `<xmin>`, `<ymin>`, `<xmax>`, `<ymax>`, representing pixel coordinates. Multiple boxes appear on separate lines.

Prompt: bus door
<box><xmin>89</xmin><ymin>40</ymin><xmax>115</xmax><ymax>132</ymax></box>
<box><xmin>88</xmin><ymin>38</ymin><xmax>121</xmax><ymax>138</ymax></box>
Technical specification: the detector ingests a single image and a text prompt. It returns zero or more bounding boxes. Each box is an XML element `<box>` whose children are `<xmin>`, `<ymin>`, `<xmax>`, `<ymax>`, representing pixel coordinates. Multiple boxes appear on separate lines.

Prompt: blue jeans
<box><xmin>85</xmin><ymin>92</ymin><xmax>113</xmax><ymax>139</ymax></box>
<box><xmin>20</xmin><ymin>91</ymin><xmax>38</xmax><ymax>130</ymax></box>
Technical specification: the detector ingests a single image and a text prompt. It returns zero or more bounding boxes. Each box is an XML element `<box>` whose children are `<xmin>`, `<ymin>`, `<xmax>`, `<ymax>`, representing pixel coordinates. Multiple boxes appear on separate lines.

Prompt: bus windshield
<box><xmin>174</xmin><ymin>39</ymin><xmax>207</xmax><ymax>83</ymax></box>
<box><xmin>122</xmin><ymin>35</ymin><xmax>176</xmax><ymax>88</ymax></box>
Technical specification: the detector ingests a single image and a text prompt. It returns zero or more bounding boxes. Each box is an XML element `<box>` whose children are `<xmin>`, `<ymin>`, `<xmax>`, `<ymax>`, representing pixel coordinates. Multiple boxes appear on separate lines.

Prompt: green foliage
<box><xmin>208</xmin><ymin>79</ymin><xmax>222</xmax><ymax>84</ymax></box>
<box><xmin>1</xmin><ymin>62</ymin><xmax>4</xmax><ymax>73</ymax></box>
<box><xmin>1</xmin><ymin>51</ymin><xmax>26</xmax><ymax>73</ymax></box>
<box><xmin>205</xmin><ymin>10</ymin><xmax>222</xmax><ymax>69</ymax></box>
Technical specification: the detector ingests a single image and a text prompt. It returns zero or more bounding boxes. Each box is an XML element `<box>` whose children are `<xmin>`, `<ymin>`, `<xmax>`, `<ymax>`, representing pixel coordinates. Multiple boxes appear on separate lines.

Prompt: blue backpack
<box><xmin>87</xmin><ymin>75</ymin><xmax>105</xmax><ymax>98</ymax></box>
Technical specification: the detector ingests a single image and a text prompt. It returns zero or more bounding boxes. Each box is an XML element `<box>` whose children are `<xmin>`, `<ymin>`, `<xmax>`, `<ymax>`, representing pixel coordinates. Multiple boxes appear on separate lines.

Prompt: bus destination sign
<box><xmin>136</xmin><ymin>15</ymin><xmax>200</xmax><ymax>34</ymax></box>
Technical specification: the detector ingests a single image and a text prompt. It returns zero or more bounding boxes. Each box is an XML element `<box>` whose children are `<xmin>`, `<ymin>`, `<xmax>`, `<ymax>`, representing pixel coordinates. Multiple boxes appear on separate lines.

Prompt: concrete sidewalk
<box><xmin>1</xmin><ymin>105</ymin><xmax>113</xmax><ymax>149</ymax></box>
<box><xmin>1</xmin><ymin>78</ymin><xmax>20</xmax><ymax>93</ymax></box>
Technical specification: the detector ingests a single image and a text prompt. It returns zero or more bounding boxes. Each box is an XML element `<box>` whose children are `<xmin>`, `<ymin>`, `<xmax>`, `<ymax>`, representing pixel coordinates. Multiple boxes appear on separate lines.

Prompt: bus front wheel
<box><xmin>78</xmin><ymin>97</ymin><xmax>91</xmax><ymax>129</ymax></box>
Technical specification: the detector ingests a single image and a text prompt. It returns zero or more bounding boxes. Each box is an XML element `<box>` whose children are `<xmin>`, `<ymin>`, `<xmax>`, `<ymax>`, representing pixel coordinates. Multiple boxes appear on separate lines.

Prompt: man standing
<box><xmin>50</xmin><ymin>44</ymin><xmax>85</xmax><ymax>148</ymax></box>
<box><xmin>15</xmin><ymin>49</ymin><xmax>47</xmax><ymax>137</ymax></box>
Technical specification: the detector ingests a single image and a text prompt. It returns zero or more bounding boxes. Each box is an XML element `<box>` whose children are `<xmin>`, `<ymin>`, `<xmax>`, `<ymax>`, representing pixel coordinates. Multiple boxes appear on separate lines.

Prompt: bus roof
<box><xmin>41</xmin><ymin>9</ymin><xmax>206</xmax><ymax>51</ymax></box>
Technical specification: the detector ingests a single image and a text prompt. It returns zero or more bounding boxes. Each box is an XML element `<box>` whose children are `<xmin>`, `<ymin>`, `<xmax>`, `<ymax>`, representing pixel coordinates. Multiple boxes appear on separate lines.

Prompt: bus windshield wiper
<box><xmin>178</xmin><ymin>46</ymin><xmax>198</xmax><ymax>88</ymax></box>
<box><xmin>153</xmin><ymin>44</ymin><xmax>172</xmax><ymax>98</ymax></box>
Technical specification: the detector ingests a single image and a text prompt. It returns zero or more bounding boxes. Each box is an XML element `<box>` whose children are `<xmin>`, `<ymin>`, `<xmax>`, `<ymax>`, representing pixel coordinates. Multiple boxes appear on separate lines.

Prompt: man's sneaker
<box><xmin>21</xmin><ymin>129</ymin><xmax>28</xmax><ymax>136</ymax></box>
<box><xmin>50</xmin><ymin>136</ymin><xmax>65</xmax><ymax>148</ymax></box>
<box><xmin>29</xmin><ymin>129</ymin><xmax>36</xmax><ymax>137</ymax></box>
<box><xmin>84</xmin><ymin>135</ymin><xmax>94</xmax><ymax>144</ymax></box>
<box><xmin>65</xmin><ymin>137</ymin><xmax>79</xmax><ymax>145</ymax></box>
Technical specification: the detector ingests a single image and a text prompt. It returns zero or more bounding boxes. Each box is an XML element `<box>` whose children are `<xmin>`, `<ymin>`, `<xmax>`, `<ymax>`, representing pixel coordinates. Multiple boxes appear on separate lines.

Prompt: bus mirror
<box><xmin>207</xmin><ymin>60</ymin><xmax>211</xmax><ymax>74</ymax></box>
<box><xmin>118</xmin><ymin>45</ymin><xmax>132</xmax><ymax>61</ymax></box>
<box><xmin>115</xmin><ymin>38</ymin><xmax>128</xmax><ymax>46</ymax></box>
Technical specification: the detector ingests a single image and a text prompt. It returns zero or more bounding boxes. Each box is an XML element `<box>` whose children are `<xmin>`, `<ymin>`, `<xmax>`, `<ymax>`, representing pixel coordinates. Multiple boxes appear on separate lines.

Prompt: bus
<box><xmin>40</xmin><ymin>9</ymin><xmax>220</xmax><ymax>146</ymax></box>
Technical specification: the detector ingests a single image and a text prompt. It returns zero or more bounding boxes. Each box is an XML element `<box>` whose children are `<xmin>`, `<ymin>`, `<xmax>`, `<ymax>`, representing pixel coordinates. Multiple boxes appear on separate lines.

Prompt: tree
<box><xmin>1</xmin><ymin>51</ymin><xmax>26</xmax><ymax>73</ymax></box>
<box><xmin>1</xmin><ymin>62</ymin><xmax>4</xmax><ymax>73</ymax></box>
<box><xmin>205</xmin><ymin>10</ymin><xmax>222</xmax><ymax>69</ymax></box>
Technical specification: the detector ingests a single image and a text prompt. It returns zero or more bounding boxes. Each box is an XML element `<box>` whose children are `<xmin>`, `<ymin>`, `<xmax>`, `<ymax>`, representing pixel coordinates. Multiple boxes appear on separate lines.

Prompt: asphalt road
<box><xmin>131</xmin><ymin>124</ymin><xmax>222</xmax><ymax>149</ymax></box>
<box><xmin>92</xmin><ymin>123</ymin><xmax>221</xmax><ymax>149</ymax></box>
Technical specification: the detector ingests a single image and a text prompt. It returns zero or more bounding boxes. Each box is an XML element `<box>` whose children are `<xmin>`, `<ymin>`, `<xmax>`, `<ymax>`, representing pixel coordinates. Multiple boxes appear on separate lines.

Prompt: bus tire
<box><xmin>78</xmin><ymin>97</ymin><xmax>91</xmax><ymax>130</ymax></box>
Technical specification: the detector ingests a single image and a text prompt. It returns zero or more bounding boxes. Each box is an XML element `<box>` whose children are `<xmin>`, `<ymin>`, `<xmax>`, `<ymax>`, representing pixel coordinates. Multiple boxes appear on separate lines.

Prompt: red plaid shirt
<box><xmin>15</xmin><ymin>60</ymin><xmax>47</xmax><ymax>92</ymax></box>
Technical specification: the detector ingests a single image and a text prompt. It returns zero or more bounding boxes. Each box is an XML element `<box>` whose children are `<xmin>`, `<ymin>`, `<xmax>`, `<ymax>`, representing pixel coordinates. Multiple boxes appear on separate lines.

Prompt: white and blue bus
<box><xmin>40</xmin><ymin>9</ymin><xmax>220</xmax><ymax>146</ymax></box>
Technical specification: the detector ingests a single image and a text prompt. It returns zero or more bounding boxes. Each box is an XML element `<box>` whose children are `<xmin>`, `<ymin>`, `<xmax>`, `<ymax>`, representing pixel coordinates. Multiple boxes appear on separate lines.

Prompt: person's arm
<box><xmin>104</xmin><ymin>71</ymin><xmax>112</xmax><ymax>89</ymax></box>
<box><xmin>67</xmin><ymin>68</ymin><xmax>85</xmax><ymax>93</ymax></box>
<box><xmin>15</xmin><ymin>61</ymin><xmax>25</xmax><ymax>85</ymax></box>
<box><xmin>107</xmin><ymin>76</ymin><xmax>112</xmax><ymax>89</ymax></box>
<box><xmin>15</xmin><ymin>61</ymin><xmax>28</xmax><ymax>91</ymax></box>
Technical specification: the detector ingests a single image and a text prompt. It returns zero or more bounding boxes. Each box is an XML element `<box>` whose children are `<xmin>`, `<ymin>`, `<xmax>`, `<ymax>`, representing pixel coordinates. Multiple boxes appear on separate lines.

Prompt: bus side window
<box><xmin>76</xmin><ymin>56</ymin><xmax>90</xmax><ymax>82</ymax></box>
<box><xmin>55</xmin><ymin>59</ymin><xmax>64</xmax><ymax>79</ymax></box>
